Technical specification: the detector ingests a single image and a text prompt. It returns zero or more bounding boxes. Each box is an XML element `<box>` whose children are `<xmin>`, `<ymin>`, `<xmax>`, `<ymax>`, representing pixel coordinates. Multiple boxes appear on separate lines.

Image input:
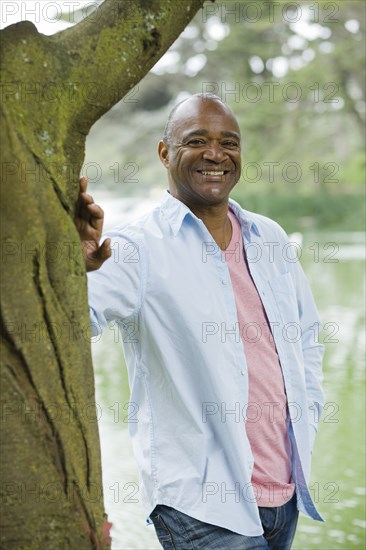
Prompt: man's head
<box><xmin>158</xmin><ymin>93</ymin><xmax>242</xmax><ymax>209</ymax></box>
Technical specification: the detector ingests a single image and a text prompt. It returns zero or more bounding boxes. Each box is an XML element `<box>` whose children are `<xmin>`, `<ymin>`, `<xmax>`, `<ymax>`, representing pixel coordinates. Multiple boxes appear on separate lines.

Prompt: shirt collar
<box><xmin>160</xmin><ymin>190</ymin><xmax>261</xmax><ymax>241</ymax></box>
<box><xmin>160</xmin><ymin>190</ymin><xmax>200</xmax><ymax>236</ymax></box>
<box><xmin>228</xmin><ymin>197</ymin><xmax>261</xmax><ymax>241</ymax></box>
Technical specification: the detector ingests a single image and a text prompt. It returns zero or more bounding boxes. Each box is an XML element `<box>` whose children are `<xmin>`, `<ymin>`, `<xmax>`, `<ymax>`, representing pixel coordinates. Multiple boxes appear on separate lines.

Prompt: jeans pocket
<box><xmin>151</xmin><ymin>512</ymin><xmax>177</xmax><ymax>550</ymax></box>
<box><xmin>259</xmin><ymin>505</ymin><xmax>286</xmax><ymax>540</ymax></box>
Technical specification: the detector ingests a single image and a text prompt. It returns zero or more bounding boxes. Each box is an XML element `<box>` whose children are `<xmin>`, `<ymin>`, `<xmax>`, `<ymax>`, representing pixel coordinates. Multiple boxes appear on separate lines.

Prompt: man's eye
<box><xmin>186</xmin><ymin>139</ymin><xmax>206</xmax><ymax>146</ymax></box>
<box><xmin>222</xmin><ymin>141</ymin><xmax>239</xmax><ymax>148</ymax></box>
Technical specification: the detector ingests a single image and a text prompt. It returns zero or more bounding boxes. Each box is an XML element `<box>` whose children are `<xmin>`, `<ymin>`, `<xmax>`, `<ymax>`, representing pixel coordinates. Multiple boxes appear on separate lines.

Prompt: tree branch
<box><xmin>1</xmin><ymin>0</ymin><xmax>211</xmax><ymax>200</ymax></box>
<box><xmin>53</xmin><ymin>0</ymin><xmax>208</xmax><ymax>133</ymax></box>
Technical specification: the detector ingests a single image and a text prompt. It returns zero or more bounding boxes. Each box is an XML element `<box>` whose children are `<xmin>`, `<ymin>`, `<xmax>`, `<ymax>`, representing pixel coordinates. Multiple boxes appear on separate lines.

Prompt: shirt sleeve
<box><xmin>289</xmin><ymin>246</ymin><xmax>325</xmax><ymax>450</ymax></box>
<box><xmin>87</xmin><ymin>231</ymin><xmax>143</xmax><ymax>333</ymax></box>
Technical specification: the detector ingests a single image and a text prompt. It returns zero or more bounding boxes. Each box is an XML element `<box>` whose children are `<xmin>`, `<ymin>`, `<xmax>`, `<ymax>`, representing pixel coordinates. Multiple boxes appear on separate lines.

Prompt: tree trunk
<box><xmin>0</xmin><ymin>1</ymin><xmax>208</xmax><ymax>547</ymax></box>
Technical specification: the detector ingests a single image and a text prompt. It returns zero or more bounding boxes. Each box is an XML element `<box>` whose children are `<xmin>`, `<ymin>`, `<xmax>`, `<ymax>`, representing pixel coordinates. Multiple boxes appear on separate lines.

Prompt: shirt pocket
<box><xmin>269</xmin><ymin>272</ymin><xmax>300</xmax><ymax>325</ymax></box>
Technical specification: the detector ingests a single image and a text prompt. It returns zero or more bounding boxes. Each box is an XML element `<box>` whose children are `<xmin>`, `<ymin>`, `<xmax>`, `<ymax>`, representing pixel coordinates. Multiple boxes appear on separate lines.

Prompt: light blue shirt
<box><xmin>87</xmin><ymin>190</ymin><xmax>324</xmax><ymax>536</ymax></box>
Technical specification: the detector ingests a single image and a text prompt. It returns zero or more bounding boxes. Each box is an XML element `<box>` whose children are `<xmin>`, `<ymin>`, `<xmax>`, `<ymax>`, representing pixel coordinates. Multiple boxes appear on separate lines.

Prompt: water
<box><xmin>91</xmin><ymin>197</ymin><xmax>365</xmax><ymax>549</ymax></box>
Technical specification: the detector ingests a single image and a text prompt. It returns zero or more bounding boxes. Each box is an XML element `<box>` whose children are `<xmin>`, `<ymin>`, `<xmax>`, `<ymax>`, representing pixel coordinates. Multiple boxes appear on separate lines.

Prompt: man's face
<box><xmin>158</xmin><ymin>98</ymin><xmax>242</xmax><ymax>208</ymax></box>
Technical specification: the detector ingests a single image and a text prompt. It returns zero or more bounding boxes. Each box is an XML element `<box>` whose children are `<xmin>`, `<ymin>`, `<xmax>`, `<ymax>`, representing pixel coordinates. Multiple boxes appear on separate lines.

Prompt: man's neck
<box><xmin>189</xmin><ymin>202</ymin><xmax>233</xmax><ymax>251</ymax></box>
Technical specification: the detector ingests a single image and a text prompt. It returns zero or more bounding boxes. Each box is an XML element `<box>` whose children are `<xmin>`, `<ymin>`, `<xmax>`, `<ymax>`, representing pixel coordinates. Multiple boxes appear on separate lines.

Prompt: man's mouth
<box><xmin>197</xmin><ymin>170</ymin><xmax>229</xmax><ymax>176</ymax></box>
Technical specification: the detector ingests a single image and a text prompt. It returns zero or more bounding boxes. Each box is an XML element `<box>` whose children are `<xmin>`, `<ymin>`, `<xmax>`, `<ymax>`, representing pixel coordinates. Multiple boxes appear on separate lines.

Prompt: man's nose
<box><xmin>202</xmin><ymin>142</ymin><xmax>228</xmax><ymax>162</ymax></box>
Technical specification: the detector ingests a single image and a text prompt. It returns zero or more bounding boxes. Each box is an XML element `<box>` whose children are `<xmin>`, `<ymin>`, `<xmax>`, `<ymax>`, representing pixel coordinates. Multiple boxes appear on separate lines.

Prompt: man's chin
<box><xmin>195</xmin><ymin>188</ymin><xmax>231</xmax><ymax>206</ymax></box>
<box><xmin>196</xmin><ymin>181</ymin><xmax>236</xmax><ymax>202</ymax></box>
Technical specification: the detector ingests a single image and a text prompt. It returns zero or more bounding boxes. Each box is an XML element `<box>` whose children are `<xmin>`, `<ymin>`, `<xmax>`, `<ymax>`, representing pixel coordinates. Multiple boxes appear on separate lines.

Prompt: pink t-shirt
<box><xmin>225</xmin><ymin>209</ymin><xmax>295</xmax><ymax>506</ymax></box>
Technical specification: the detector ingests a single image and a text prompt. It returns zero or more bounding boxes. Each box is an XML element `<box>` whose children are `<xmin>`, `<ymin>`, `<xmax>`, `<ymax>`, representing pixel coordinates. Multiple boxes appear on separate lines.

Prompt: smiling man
<box><xmin>77</xmin><ymin>93</ymin><xmax>324</xmax><ymax>549</ymax></box>
<box><xmin>157</xmin><ymin>95</ymin><xmax>241</xmax><ymax>253</ymax></box>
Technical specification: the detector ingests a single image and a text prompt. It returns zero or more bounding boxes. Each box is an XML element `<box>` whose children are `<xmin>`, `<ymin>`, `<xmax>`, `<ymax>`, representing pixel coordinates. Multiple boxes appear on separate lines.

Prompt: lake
<box><xmin>90</xmin><ymin>194</ymin><xmax>365</xmax><ymax>549</ymax></box>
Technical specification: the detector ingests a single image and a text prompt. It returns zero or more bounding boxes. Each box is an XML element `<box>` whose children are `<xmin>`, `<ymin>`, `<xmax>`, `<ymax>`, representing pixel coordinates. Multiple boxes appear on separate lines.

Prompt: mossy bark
<box><xmin>0</xmin><ymin>1</ymin><xmax>207</xmax><ymax>547</ymax></box>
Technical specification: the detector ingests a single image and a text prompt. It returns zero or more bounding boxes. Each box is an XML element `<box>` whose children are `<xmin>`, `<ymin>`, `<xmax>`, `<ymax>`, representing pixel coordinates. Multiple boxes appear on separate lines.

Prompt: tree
<box><xmin>0</xmin><ymin>1</ymin><xmax>208</xmax><ymax>547</ymax></box>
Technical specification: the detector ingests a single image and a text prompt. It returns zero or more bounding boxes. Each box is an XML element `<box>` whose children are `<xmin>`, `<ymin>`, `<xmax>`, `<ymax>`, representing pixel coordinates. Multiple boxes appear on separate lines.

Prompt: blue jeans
<box><xmin>151</xmin><ymin>493</ymin><xmax>299</xmax><ymax>549</ymax></box>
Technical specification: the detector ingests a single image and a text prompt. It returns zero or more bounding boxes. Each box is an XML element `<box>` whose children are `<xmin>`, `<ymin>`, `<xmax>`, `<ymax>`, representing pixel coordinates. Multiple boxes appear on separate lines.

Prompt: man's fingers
<box><xmin>86</xmin><ymin>239</ymin><xmax>112</xmax><ymax>271</ymax></box>
<box><xmin>77</xmin><ymin>201</ymin><xmax>103</xmax><ymax>228</ymax></box>
<box><xmin>87</xmin><ymin>204</ymin><xmax>105</xmax><ymax>236</ymax></box>
<box><xmin>87</xmin><ymin>202</ymin><xmax>104</xmax><ymax>219</ymax></box>
<box><xmin>78</xmin><ymin>177</ymin><xmax>96</xmax><ymax>211</ymax></box>
<box><xmin>99</xmin><ymin>238</ymin><xmax>112</xmax><ymax>260</ymax></box>
<box><xmin>77</xmin><ymin>176</ymin><xmax>110</xmax><ymax>271</ymax></box>
<box><xmin>89</xmin><ymin>239</ymin><xmax>111</xmax><ymax>262</ymax></box>
<box><xmin>76</xmin><ymin>177</ymin><xmax>95</xmax><ymax>220</ymax></box>
<box><xmin>79</xmin><ymin>176</ymin><xmax>88</xmax><ymax>193</ymax></box>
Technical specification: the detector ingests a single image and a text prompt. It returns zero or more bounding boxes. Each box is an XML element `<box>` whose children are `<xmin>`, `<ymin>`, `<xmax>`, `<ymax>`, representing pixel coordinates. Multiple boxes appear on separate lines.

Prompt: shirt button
<box><xmin>221</xmin><ymin>279</ymin><xmax>228</xmax><ymax>285</ymax></box>
<box><xmin>240</xmin><ymin>369</ymin><xmax>246</xmax><ymax>376</ymax></box>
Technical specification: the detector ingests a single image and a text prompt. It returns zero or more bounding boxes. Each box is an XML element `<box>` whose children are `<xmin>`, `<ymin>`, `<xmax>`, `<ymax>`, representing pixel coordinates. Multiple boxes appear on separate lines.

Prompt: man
<box><xmin>76</xmin><ymin>93</ymin><xmax>324</xmax><ymax>549</ymax></box>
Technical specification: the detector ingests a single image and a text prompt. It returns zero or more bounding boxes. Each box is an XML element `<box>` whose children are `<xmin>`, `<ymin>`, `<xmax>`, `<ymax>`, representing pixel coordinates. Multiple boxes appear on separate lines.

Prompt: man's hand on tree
<box><xmin>75</xmin><ymin>176</ymin><xmax>112</xmax><ymax>272</ymax></box>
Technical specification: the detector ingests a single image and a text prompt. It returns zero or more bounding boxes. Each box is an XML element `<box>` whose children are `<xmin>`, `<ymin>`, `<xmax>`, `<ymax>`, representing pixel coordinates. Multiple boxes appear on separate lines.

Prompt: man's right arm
<box><xmin>74</xmin><ymin>176</ymin><xmax>142</xmax><ymax>330</ymax></box>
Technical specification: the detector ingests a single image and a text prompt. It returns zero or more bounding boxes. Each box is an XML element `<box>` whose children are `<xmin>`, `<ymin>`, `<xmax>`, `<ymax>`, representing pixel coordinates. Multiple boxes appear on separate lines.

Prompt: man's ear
<box><xmin>158</xmin><ymin>140</ymin><xmax>169</xmax><ymax>167</ymax></box>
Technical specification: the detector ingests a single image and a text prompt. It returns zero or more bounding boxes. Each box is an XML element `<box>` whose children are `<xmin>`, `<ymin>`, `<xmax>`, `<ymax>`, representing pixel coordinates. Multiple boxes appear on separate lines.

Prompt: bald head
<box><xmin>163</xmin><ymin>93</ymin><xmax>240</xmax><ymax>146</ymax></box>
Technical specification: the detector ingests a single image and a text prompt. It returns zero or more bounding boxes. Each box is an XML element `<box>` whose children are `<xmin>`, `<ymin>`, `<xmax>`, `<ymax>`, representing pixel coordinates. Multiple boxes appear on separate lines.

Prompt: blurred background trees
<box><xmin>84</xmin><ymin>0</ymin><xmax>365</xmax><ymax>232</ymax></box>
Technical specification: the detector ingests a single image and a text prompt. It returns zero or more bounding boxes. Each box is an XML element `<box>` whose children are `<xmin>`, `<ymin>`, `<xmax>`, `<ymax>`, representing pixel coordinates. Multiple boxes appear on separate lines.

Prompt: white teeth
<box><xmin>201</xmin><ymin>171</ymin><xmax>224</xmax><ymax>176</ymax></box>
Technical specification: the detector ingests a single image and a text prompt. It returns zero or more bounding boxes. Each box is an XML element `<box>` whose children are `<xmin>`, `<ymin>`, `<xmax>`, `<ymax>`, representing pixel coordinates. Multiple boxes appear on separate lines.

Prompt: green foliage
<box><xmin>86</xmin><ymin>0</ymin><xmax>365</xmax><ymax>230</ymax></box>
<box><xmin>231</xmin><ymin>187</ymin><xmax>365</xmax><ymax>232</ymax></box>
